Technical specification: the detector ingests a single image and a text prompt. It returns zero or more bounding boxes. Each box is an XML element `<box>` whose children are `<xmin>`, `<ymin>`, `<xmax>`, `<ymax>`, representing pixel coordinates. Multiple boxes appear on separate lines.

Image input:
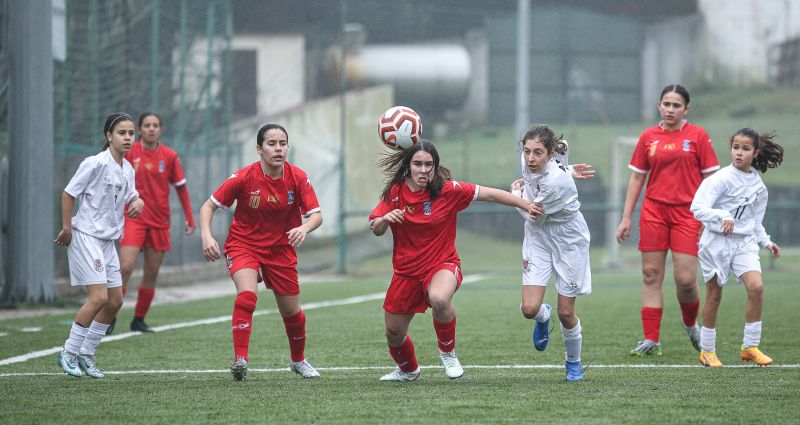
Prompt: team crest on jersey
<box><xmin>248</xmin><ymin>195</ymin><xmax>261</xmax><ymax>208</ymax></box>
<box><xmin>423</xmin><ymin>201</ymin><xmax>431</xmax><ymax>215</ymax></box>
<box><xmin>158</xmin><ymin>160</ymin><xmax>165</xmax><ymax>172</ymax></box>
<box><xmin>682</xmin><ymin>140</ymin><xmax>691</xmax><ymax>151</ymax></box>
<box><xmin>94</xmin><ymin>259</ymin><xmax>103</xmax><ymax>272</ymax></box>
<box><xmin>287</xmin><ymin>190</ymin><xmax>295</xmax><ymax>204</ymax></box>
<box><xmin>649</xmin><ymin>140</ymin><xmax>659</xmax><ymax>157</ymax></box>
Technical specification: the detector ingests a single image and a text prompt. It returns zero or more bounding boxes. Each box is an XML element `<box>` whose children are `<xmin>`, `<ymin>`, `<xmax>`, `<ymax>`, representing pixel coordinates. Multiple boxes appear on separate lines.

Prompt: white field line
<box><xmin>2</xmin><ymin>363</ymin><xmax>800</xmax><ymax>377</ymax></box>
<box><xmin>0</xmin><ymin>273</ymin><xmax>495</xmax><ymax>368</ymax></box>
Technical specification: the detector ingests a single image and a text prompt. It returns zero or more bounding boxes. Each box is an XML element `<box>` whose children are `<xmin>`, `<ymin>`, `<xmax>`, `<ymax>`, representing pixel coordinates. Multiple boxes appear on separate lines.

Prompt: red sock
<box><xmin>134</xmin><ymin>288</ymin><xmax>155</xmax><ymax>319</ymax></box>
<box><xmin>282</xmin><ymin>310</ymin><xmax>307</xmax><ymax>362</ymax></box>
<box><xmin>680</xmin><ymin>298</ymin><xmax>700</xmax><ymax>327</ymax></box>
<box><xmin>232</xmin><ymin>291</ymin><xmax>257</xmax><ymax>361</ymax></box>
<box><xmin>433</xmin><ymin>317</ymin><xmax>456</xmax><ymax>352</ymax></box>
<box><xmin>641</xmin><ymin>307</ymin><xmax>663</xmax><ymax>342</ymax></box>
<box><xmin>389</xmin><ymin>336</ymin><xmax>419</xmax><ymax>372</ymax></box>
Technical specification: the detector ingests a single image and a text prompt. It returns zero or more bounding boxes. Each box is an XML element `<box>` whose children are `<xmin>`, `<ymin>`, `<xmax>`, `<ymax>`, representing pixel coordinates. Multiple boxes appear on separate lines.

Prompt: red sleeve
<box><xmin>628</xmin><ymin>131</ymin><xmax>650</xmax><ymax>174</ymax></box>
<box><xmin>211</xmin><ymin>173</ymin><xmax>243</xmax><ymax>209</ymax></box>
<box><xmin>169</xmin><ymin>152</ymin><xmax>187</xmax><ymax>186</ymax></box>
<box><xmin>296</xmin><ymin>172</ymin><xmax>320</xmax><ymax>217</ymax></box>
<box><xmin>369</xmin><ymin>185</ymin><xmax>398</xmax><ymax>222</ymax></box>
<box><xmin>176</xmin><ymin>184</ymin><xmax>194</xmax><ymax>226</ymax></box>
<box><xmin>696</xmin><ymin>129</ymin><xmax>720</xmax><ymax>174</ymax></box>
<box><xmin>448</xmin><ymin>180</ymin><xmax>478</xmax><ymax>213</ymax></box>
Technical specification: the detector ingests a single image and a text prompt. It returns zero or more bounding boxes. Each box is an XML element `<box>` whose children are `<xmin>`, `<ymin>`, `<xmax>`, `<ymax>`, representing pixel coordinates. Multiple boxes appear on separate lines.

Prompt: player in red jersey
<box><xmin>370</xmin><ymin>140</ymin><xmax>542</xmax><ymax>382</ymax></box>
<box><xmin>199</xmin><ymin>124</ymin><xmax>323</xmax><ymax>381</ymax></box>
<box><xmin>110</xmin><ymin>113</ymin><xmax>195</xmax><ymax>334</ymax></box>
<box><xmin>616</xmin><ymin>84</ymin><xmax>720</xmax><ymax>356</ymax></box>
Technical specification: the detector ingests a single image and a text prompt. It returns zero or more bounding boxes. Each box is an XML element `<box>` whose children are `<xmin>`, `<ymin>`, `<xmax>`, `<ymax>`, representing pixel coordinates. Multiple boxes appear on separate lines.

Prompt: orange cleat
<box><xmin>740</xmin><ymin>346</ymin><xmax>773</xmax><ymax>366</ymax></box>
<box><xmin>699</xmin><ymin>351</ymin><xmax>723</xmax><ymax>368</ymax></box>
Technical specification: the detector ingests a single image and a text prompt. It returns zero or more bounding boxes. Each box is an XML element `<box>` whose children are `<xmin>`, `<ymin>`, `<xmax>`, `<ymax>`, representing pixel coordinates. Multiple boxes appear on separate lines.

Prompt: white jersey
<box><xmin>513</xmin><ymin>148</ymin><xmax>591</xmax><ymax>296</ymax></box>
<box><xmin>64</xmin><ymin>149</ymin><xmax>138</xmax><ymax>240</ymax></box>
<box><xmin>690</xmin><ymin>164</ymin><xmax>772</xmax><ymax>248</ymax></box>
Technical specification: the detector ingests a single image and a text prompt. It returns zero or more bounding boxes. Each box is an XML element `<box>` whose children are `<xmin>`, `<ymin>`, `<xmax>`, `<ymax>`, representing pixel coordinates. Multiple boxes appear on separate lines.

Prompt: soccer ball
<box><xmin>378</xmin><ymin>106</ymin><xmax>422</xmax><ymax>150</ymax></box>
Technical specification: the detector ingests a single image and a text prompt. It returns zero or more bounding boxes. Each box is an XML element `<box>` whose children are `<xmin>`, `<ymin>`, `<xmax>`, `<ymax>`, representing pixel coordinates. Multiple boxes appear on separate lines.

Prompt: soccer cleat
<box><xmin>533</xmin><ymin>304</ymin><xmax>552</xmax><ymax>351</ymax></box>
<box><xmin>230</xmin><ymin>356</ymin><xmax>249</xmax><ymax>381</ymax></box>
<box><xmin>439</xmin><ymin>350</ymin><xmax>464</xmax><ymax>379</ymax></box>
<box><xmin>565</xmin><ymin>360</ymin><xmax>584</xmax><ymax>382</ymax></box>
<box><xmin>130</xmin><ymin>317</ymin><xmax>155</xmax><ymax>333</ymax></box>
<box><xmin>57</xmin><ymin>350</ymin><xmax>84</xmax><ymax>378</ymax></box>
<box><xmin>699</xmin><ymin>351</ymin><xmax>723</xmax><ymax>368</ymax></box>
<box><xmin>740</xmin><ymin>346</ymin><xmax>772</xmax><ymax>366</ymax></box>
<box><xmin>105</xmin><ymin>317</ymin><xmax>116</xmax><ymax>335</ymax></box>
<box><xmin>630</xmin><ymin>339</ymin><xmax>662</xmax><ymax>356</ymax></box>
<box><xmin>290</xmin><ymin>359</ymin><xmax>321</xmax><ymax>378</ymax></box>
<box><xmin>684</xmin><ymin>323</ymin><xmax>701</xmax><ymax>352</ymax></box>
<box><xmin>379</xmin><ymin>367</ymin><xmax>421</xmax><ymax>382</ymax></box>
<box><xmin>77</xmin><ymin>354</ymin><xmax>106</xmax><ymax>378</ymax></box>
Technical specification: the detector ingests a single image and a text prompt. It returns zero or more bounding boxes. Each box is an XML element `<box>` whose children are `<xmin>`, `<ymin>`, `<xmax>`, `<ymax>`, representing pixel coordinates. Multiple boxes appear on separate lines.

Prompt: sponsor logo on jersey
<box><xmin>248</xmin><ymin>195</ymin><xmax>260</xmax><ymax>208</ymax></box>
<box><xmin>423</xmin><ymin>201</ymin><xmax>431</xmax><ymax>215</ymax></box>
<box><xmin>664</xmin><ymin>143</ymin><xmax>675</xmax><ymax>150</ymax></box>
<box><xmin>249</xmin><ymin>189</ymin><xmax>261</xmax><ymax>195</ymax></box>
<box><xmin>649</xmin><ymin>140</ymin><xmax>659</xmax><ymax>157</ymax></box>
<box><xmin>266</xmin><ymin>194</ymin><xmax>279</xmax><ymax>204</ymax></box>
<box><xmin>144</xmin><ymin>162</ymin><xmax>153</xmax><ymax>170</ymax></box>
<box><xmin>452</xmin><ymin>181</ymin><xmax>462</xmax><ymax>189</ymax></box>
<box><xmin>287</xmin><ymin>190</ymin><xmax>295</xmax><ymax>204</ymax></box>
<box><xmin>403</xmin><ymin>205</ymin><xmax>414</xmax><ymax>215</ymax></box>
<box><xmin>158</xmin><ymin>160</ymin><xmax>165</xmax><ymax>172</ymax></box>
<box><xmin>94</xmin><ymin>259</ymin><xmax>103</xmax><ymax>272</ymax></box>
<box><xmin>682</xmin><ymin>140</ymin><xmax>692</xmax><ymax>151</ymax></box>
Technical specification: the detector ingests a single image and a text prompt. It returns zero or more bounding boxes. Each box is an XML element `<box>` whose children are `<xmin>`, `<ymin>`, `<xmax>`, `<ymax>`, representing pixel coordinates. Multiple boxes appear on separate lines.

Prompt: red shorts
<box><xmin>225</xmin><ymin>245</ymin><xmax>299</xmax><ymax>295</ymax></box>
<box><xmin>638</xmin><ymin>198</ymin><xmax>701</xmax><ymax>256</ymax></box>
<box><xmin>384</xmin><ymin>262</ymin><xmax>463</xmax><ymax>314</ymax></box>
<box><xmin>120</xmin><ymin>219</ymin><xmax>171</xmax><ymax>251</ymax></box>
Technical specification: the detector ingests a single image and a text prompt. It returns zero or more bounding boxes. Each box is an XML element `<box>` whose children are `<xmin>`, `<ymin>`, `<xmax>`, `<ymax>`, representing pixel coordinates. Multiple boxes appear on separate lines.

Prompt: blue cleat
<box><xmin>533</xmin><ymin>304</ymin><xmax>552</xmax><ymax>351</ymax></box>
<box><xmin>565</xmin><ymin>360</ymin><xmax>584</xmax><ymax>382</ymax></box>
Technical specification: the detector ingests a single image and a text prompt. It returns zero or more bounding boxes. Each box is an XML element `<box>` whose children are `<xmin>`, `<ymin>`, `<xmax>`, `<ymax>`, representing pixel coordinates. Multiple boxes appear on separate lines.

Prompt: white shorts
<box><xmin>522</xmin><ymin>213</ymin><xmax>592</xmax><ymax>297</ymax></box>
<box><xmin>68</xmin><ymin>229</ymin><xmax>123</xmax><ymax>287</ymax></box>
<box><xmin>698</xmin><ymin>231</ymin><xmax>761</xmax><ymax>286</ymax></box>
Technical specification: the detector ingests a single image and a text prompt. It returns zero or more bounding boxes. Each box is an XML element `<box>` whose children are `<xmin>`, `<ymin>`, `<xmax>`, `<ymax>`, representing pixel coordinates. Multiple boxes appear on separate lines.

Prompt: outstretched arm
<box><xmin>477</xmin><ymin>186</ymin><xmax>543</xmax><ymax>219</ymax></box>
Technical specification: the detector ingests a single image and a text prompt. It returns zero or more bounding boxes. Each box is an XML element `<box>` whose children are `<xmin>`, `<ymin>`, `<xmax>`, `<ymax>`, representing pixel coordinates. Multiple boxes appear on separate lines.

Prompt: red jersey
<box><xmin>211</xmin><ymin>161</ymin><xmax>320</xmax><ymax>252</ymax></box>
<box><xmin>629</xmin><ymin>121</ymin><xmax>719</xmax><ymax>205</ymax></box>
<box><xmin>125</xmin><ymin>141</ymin><xmax>187</xmax><ymax>229</ymax></box>
<box><xmin>369</xmin><ymin>180</ymin><xmax>478</xmax><ymax>279</ymax></box>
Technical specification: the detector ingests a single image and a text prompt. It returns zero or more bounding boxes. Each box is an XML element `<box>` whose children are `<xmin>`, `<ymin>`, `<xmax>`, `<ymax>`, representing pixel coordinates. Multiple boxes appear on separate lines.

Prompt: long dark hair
<box><xmin>102</xmin><ymin>112</ymin><xmax>133</xmax><ymax>151</ymax></box>
<box><xmin>519</xmin><ymin>124</ymin><xmax>567</xmax><ymax>156</ymax></box>
<box><xmin>377</xmin><ymin>140</ymin><xmax>452</xmax><ymax>202</ymax></box>
<box><xmin>730</xmin><ymin>128</ymin><xmax>784</xmax><ymax>173</ymax></box>
<box><xmin>660</xmin><ymin>84</ymin><xmax>690</xmax><ymax>104</ymax></box>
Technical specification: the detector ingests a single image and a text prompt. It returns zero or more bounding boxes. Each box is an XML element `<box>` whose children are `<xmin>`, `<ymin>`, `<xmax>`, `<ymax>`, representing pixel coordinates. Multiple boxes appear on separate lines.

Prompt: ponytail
<box><xmin>730</xmin><ymin>128</ymin><xmax>784</xmax><ymax>173</ymax></box>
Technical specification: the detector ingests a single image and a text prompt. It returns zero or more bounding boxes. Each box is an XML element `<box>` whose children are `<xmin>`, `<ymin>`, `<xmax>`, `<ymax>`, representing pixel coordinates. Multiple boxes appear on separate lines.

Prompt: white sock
<box><xmin>64</xmin><ymin>322</ymin><xmax>89</xmax><ymax>354</ymax></box>
<box><xmin>561</xmin><ymin>319</ymin><xmax>582</xmax><ymax>363</ymax></box>
<box><xmin>743</xmin><ymin>321</ymin><xmax>762</xmax><ymax>348</ymax></box>
<box><xmin>700</xmin><ymin>326</ymin><xmax>716</xmax><ymax>352</ymax></box>
<box><xmin>79</xmin><ymin>321</ymin><xmax>110</xmax><ymax>356</ymax></box>
<box><xmin>534</xmin><ymin>304</ymin><xmax>551</xmax><ymax>323</ymax></box>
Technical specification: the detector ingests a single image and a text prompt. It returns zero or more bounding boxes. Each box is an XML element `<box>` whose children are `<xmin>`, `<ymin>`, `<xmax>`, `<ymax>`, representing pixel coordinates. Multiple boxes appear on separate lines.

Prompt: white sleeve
<box><xmin>64</xmin><ymin>157</ymin><xmax>99</xmax><ymax>197</ymax></box>
<box><xmin>753</xmin><ymin>190</ymin><xmax>772</xmax><ymax>248</ymax></box>
<box><xmin>690</xmin><ymin>175</ymin><xmax>731</xmax><ymax>226</ymax></box>
<box><xmin>124</xmin><ymin>167</ymin><xmax>139</xmax><ymax>205</ymax></box>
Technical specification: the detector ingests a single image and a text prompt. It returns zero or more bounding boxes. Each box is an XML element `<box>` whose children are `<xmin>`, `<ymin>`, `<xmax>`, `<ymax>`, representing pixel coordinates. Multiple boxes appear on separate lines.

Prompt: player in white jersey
<box><xmin>690</xmin><ymin>128</ymin><xmax>784</xmax><ymax>367</ymax></box>
<box><xmin>54</xmin><ymin>113</ymin><xmax>144</xmax><ymax>378</ymax></box>
<box><xmin>510</xmin><ymin>124</ymin><xmax>593</xmax><ymax>382</ymax></box>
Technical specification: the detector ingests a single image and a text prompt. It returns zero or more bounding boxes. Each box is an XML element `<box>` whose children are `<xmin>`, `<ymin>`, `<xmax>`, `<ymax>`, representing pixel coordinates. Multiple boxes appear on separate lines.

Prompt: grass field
<box><xmin>1</xmin><ymin>231</ymin><xmax>799</xmax><ymax>424</ymax></box>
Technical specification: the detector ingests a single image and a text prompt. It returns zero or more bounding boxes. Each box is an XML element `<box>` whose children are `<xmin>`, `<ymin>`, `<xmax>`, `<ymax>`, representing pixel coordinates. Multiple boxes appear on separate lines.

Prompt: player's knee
<box><xmin>107</xmin><ymin>295</ymin><xmax>123</xmax><ymax>312</ymax></box>
<box><xmin>675</xmin><ymin>277</ymin><xmax>697</xmax><ymax>294</ymax></box>
<box><xmin>748</xmin><ymin>282</ymin><xmax>764</xmax><ymax>301</ymax></box>
<box><xmin>520</xmin><ymin>301</ymin><xmax>541</xmax><ymax>319</ymax></box>
<box><xmin>641</xmin><ymin>267</ymin><xmax>662</xmax><ymax>287</ymax></box>
<box><xmin>234</xmin><ymin>291</ymin><xmax>258</xmax><ymax>313</ymax></box>
<box><xmin>428</xmin><ymin>294</ymin><xmax>451</xmax><ymax>312</ymax></box>
<box><xmin>384</xmin><ymin>327</ymin><xmax>406</xmax><ymax>345</ymax></box>
<box><xmin>87</xmin><ymin>292</ymin><xmax>109</xmax><ymax>307</ymax></box>
<box><xmin>557</xmin><ymin>307</ymin><xmax>575</xmax><ymax>324</ymax></box>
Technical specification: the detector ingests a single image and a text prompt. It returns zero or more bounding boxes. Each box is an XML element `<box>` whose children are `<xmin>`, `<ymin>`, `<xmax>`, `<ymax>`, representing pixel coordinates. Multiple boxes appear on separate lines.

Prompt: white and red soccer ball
<box><xmin>378</xmin><ymin>106</ymin><xmax>422</xmax><ymax>150</ymax></box>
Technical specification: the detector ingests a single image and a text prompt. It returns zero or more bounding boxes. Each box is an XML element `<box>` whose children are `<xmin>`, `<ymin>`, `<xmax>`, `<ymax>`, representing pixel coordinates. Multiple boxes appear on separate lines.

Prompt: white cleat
<box><xmin>379</xmin><ymin>367</ymin><xmax>421</xmax><ymax>382</ymax></box>
<box><xmin>57</xmin><ymin>350</ymin><xmax>84</xmax><ymax>378</ymax></box>
<box><xmin>439</xmin><ymin>350</ymin><xmax>464</xmax><ymax>379</ymax></box>
<box><xmin>290</xmin><ymin>359</ymin><xmax>321</xmax><ymax>378</ymax></box>
<box><xmin>77</xmin><ymin>354</ymin><xmax>105</xmax><ymax>378</ymax></box>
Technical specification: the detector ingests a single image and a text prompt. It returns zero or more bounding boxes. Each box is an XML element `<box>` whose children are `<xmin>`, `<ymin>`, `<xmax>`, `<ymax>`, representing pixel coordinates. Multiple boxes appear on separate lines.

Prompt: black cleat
<box><xmin>105</xmin><ymin>317</ymin><xmax>117</xmax><ymax>335</ymax></box>
<box><xmin>130</xmin><ymin>317</ymin><xmax>155</xmax><ymax>333</ymax></box>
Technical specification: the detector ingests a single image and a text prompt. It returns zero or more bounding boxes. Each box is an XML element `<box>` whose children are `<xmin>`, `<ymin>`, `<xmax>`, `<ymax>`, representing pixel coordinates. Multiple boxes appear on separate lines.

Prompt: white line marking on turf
<box><xmin>0</xmin><ymin>274</ymin><xmax>499</xmax><ymax>368</ymax></box>
<box><xmin>2</xmin><ymin>363</ymin><xmax>799</xmax><ymax>377</ymax></box>
<box><xmin>0</xmin><ymin>291</ymin><xmax>386</xmax><ymax>367</ymax></box>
